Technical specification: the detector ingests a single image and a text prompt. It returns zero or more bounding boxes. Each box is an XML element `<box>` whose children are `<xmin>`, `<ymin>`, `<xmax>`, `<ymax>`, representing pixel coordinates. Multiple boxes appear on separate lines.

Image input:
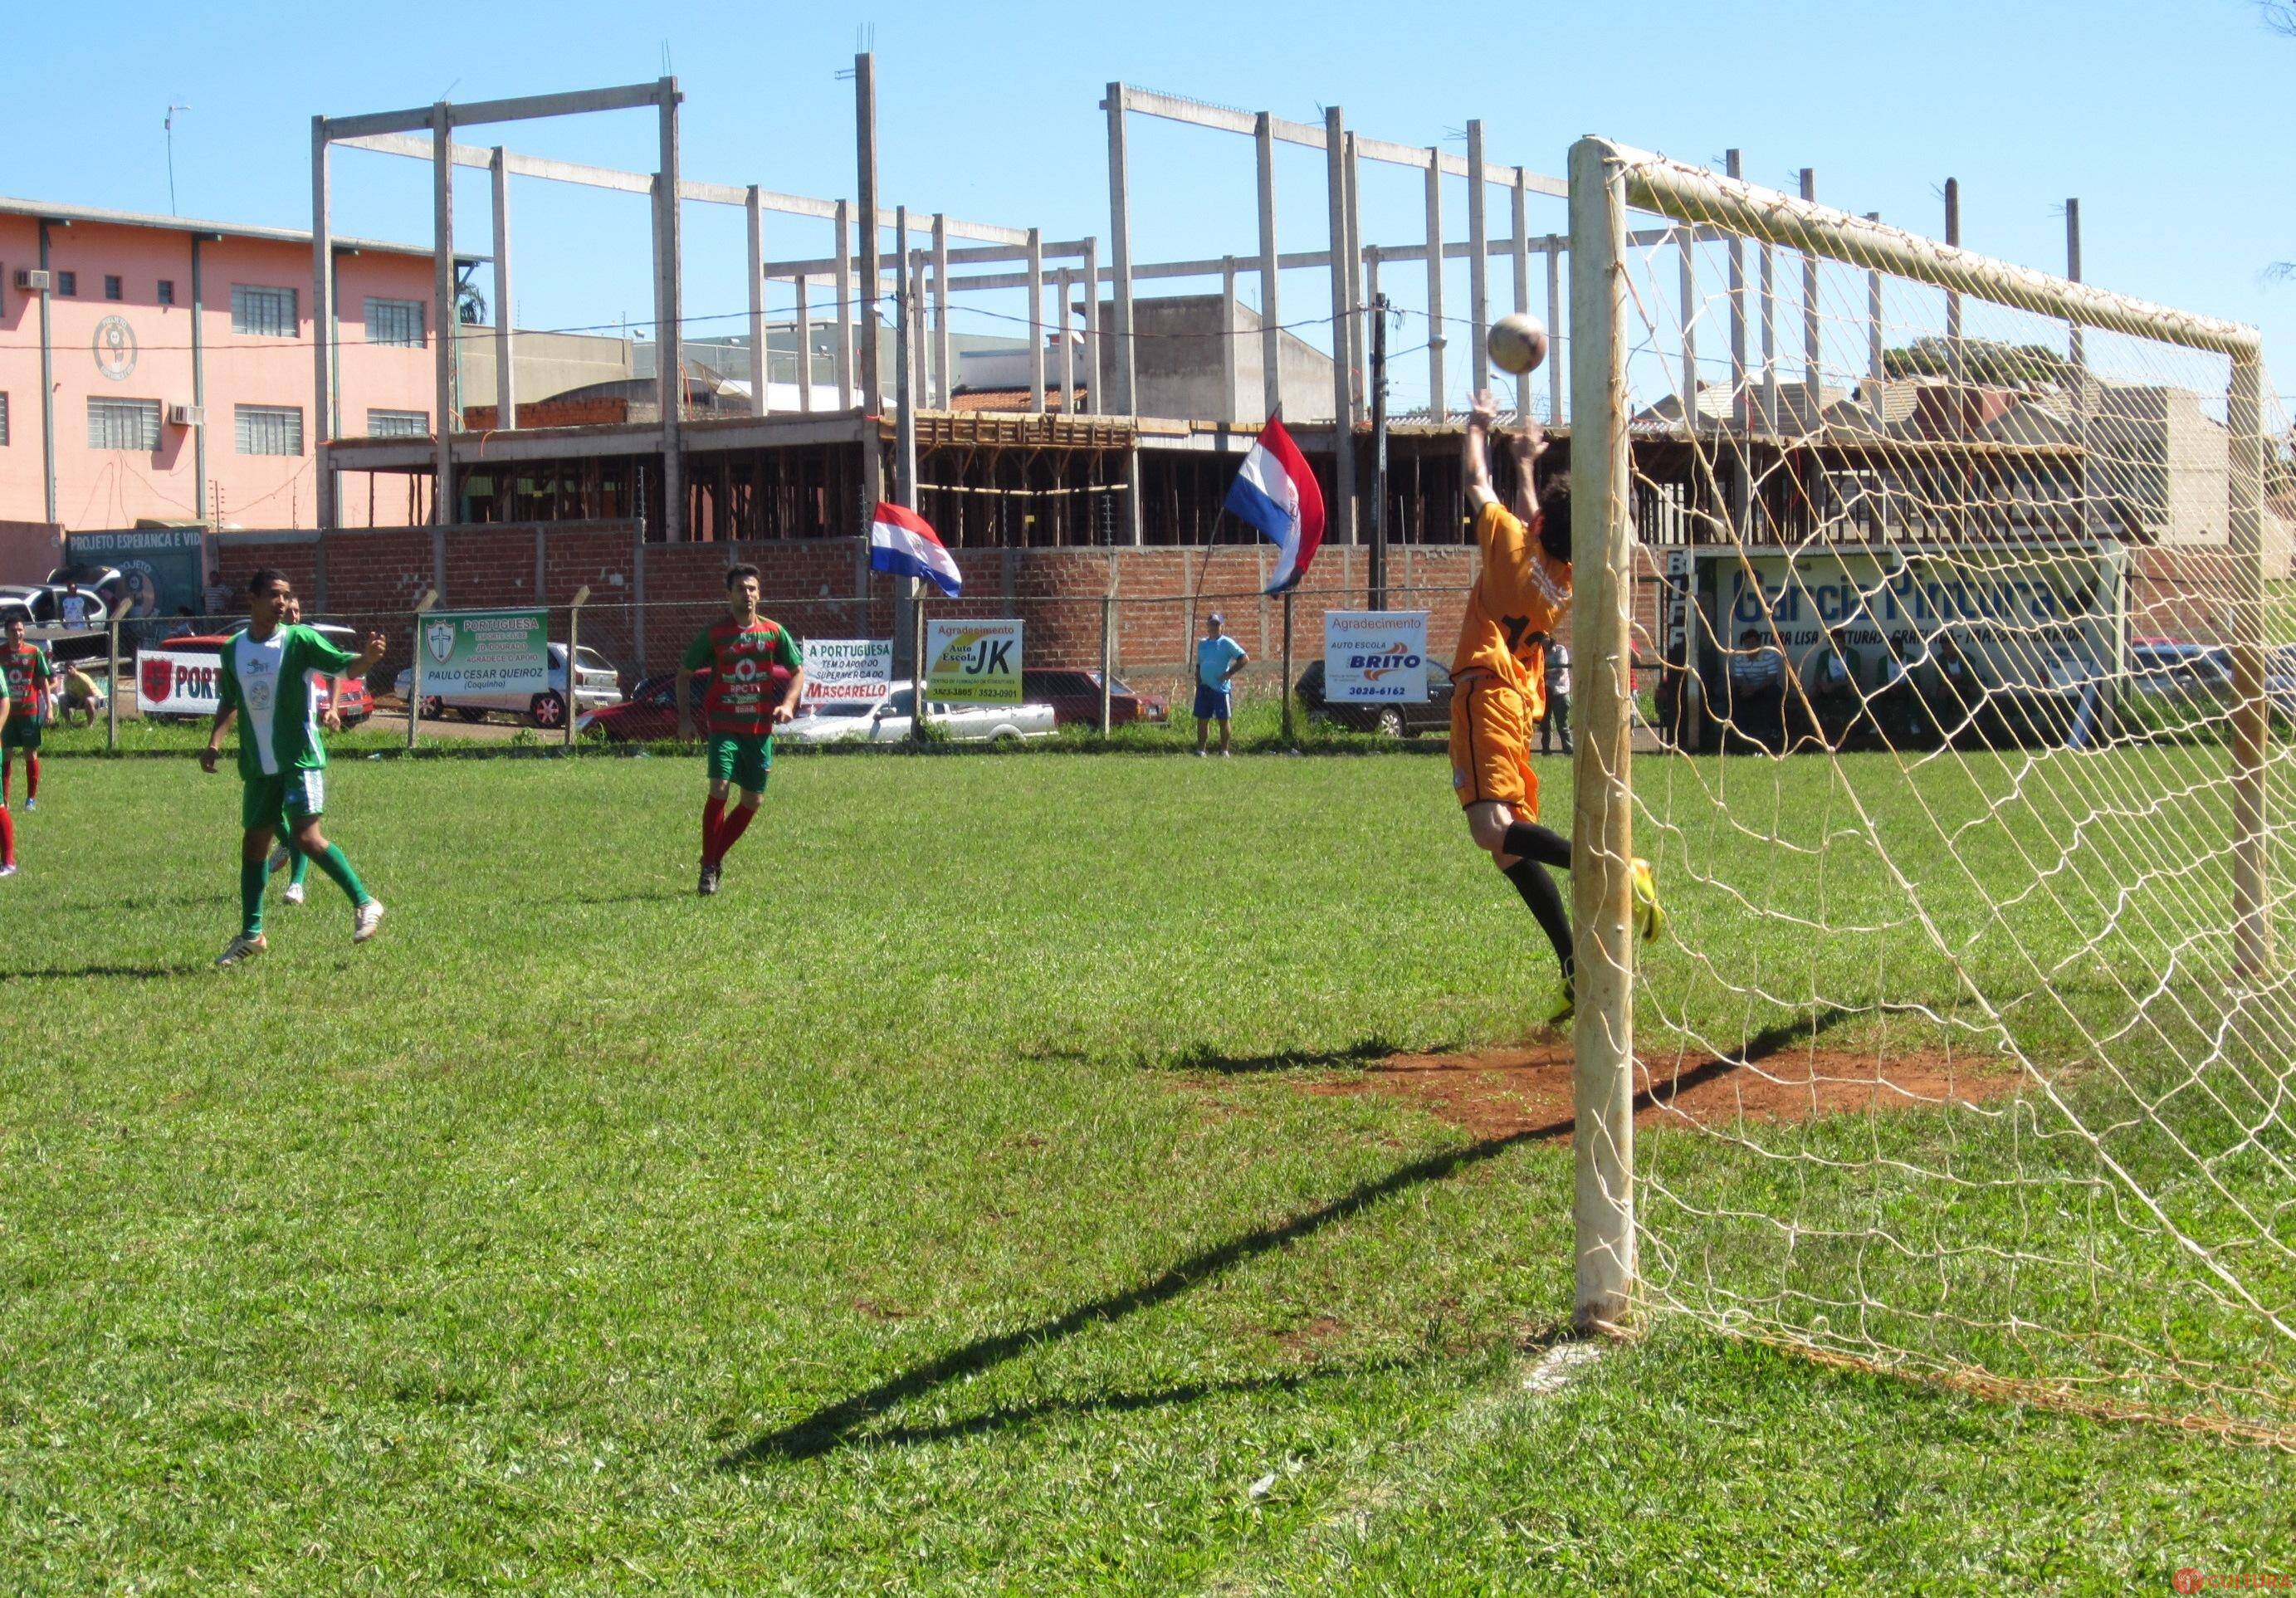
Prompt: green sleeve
<box><xmin>680</xmin><ymin>628</ymin><xmax>716</xmax><ymax>672</ymax></box>
<box><xmin>774</xmin><ymin>625</ymin><xmax>803</xmax><ymax>669</ymax></box>
<box><xmin>33</xmin><ymin>651</ymin><xmax>55</xmax><ymax>686</ymax></box>
<box><xmin>290</xmin><ymin>623</ymin><xmax>357</xmax><ymax>677</ymax></box>
<box><xmin>216</xmin><ymin>645</ymin><xmax>242</xmax><ymax>717</ymax></box>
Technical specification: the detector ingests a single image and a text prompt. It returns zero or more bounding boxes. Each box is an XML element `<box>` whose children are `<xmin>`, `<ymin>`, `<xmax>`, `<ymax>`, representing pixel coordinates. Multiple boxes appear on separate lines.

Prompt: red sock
<box><xmin>23</xmin><ymin>755</ymin><xmax>36</xmax><ymax>801</ymax></box>
<box><xmin>2</xmin><ymin>761</ymin><xmax>10</xmax><ymax>807</ymax></box>
<box><xmin>701</xmin><ymin>794</ymin><xmax>727</xmax><ymax>864</ymax></box>
<box><xmin>715</xmin><ymin>804</ymin><xmax>756</xmax><ymax>859</ymax></box>
<box><xmin>0</xmin><ymin>804</ymin><xmax>13</xmax><ymax>867</ymax></box>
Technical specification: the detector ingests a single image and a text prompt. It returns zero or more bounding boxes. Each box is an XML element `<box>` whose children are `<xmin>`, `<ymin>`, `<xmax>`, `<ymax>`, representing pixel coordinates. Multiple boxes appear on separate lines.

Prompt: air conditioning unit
<box><xmin>12</xmin><ymin>268</ymin><xmax>51</xmax><ymax>292</ymax></box>
<box><xmin>167</xmin><ymin>403</ymin><xmax>205</xmax><ymax>428</ymax></box>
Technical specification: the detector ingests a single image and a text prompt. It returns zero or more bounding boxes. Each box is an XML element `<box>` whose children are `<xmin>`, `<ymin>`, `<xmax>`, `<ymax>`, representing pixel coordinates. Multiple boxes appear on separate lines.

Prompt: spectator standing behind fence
<box><xmin>59</xmin><ymin>584</ymin><xmax>91</xmax><ymax>629</ymax></box>
<box><xmin>1539</xmin><ymin>638</ymin><xmax>1573</xmax><ymax>755</ymax></box>
<box><xmin>1194</xmin><ymin>612</ymin><xmax>1248</xmax><ymax>758</ymax></box>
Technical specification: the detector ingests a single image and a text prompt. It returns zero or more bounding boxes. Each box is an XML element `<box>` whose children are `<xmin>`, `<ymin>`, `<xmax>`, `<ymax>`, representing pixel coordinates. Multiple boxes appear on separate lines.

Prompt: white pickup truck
<box><xmin>781</xmin><ymin>684</ymin><xmax>1057</xmax><ymax>745</ymax></box>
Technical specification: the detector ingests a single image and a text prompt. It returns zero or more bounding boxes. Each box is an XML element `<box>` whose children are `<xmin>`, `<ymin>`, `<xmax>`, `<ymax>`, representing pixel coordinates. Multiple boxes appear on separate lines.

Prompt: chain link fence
<box><xmin>65</xmin><ymin>564</ymin><xmax>1786</xmax><ymax>755</ymax></box>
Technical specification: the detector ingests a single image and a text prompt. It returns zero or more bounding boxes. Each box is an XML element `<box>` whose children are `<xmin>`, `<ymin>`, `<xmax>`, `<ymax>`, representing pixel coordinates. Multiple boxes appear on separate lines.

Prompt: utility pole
<box><xmin>1369</xmin><ymin>293</ymin><xmax>1390</xmax><ymax>610</ymax></box>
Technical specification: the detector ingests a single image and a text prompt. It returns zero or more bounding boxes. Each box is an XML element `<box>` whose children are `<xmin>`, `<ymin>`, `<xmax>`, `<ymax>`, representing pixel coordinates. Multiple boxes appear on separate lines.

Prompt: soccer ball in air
<box><xmin>1488</xmin><ymin>312</ymin><xmax>1549</xmax><ymax>376</ymax></box>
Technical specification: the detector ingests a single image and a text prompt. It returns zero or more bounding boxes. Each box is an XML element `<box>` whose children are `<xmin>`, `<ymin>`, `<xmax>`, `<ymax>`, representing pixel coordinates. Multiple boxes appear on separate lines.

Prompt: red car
<box><xmin>149</xmin><ymin>630</ymin><xmax>374</xmax><ymax>726</ymax></box>
<box><xmin>578</xmin><ymin>669</ymin><xmax>708</xmax><ymax>740</ymax></box>
<box><xmin>1020</xmin><ymin>669</ymin><xmax>1168</xmax><ymax>729</ymax></box>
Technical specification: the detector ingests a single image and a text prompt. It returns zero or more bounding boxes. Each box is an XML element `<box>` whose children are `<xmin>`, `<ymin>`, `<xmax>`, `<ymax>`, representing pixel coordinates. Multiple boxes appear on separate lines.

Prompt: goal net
<box><xmin>1569</xmin><ymin>140</ymin><xmax>2296</xmax><ymax>1437</ymax></box>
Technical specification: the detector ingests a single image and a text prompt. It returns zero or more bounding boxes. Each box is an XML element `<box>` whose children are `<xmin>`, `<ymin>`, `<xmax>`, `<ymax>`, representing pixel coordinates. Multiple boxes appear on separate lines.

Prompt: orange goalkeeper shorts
<box><xmin>1449</xmin><ymin>673</ymin><xmax>1540</xmax><ymax>814</ymax></box>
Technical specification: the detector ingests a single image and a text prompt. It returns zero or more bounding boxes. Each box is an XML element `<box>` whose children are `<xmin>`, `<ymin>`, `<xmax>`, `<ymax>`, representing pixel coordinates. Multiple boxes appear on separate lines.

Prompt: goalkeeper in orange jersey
<box><xmin>1450</xmin><ymin>390</ymin><xmax>1660</xmax><ymax>1018</ymax></box>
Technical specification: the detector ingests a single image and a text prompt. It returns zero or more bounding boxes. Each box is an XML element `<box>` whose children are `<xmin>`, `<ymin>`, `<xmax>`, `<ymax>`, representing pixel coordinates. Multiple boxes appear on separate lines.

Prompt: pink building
<box><xmin>0</xmin><ymin>198</ymin><xmax>438</xmax><ymax>534</ymax></box>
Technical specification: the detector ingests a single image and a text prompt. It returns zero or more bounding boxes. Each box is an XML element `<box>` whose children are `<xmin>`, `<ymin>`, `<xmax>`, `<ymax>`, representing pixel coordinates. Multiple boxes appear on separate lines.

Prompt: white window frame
<box><xmin>234</xmin><ymin>404</ymin><xmax>305</xmax><ymax>457</ymax></box>
<box><xmin>364</xmin><ymin>297</ymin><xmax>427</xmax><ymax>349</ymax></box>
<box><xmin>87</xmin><ymin>398</ymin><xmax>161</xmax><ymax>451</ymax></box>
<box><xmin>231</xmin><ymin>284</ymin><xmax>299</xmax><ymax>339</ymax></box>
<box><xmin>366</xmin><ymin>408</ymin><xmax>430</xmax><ymax>438</ymax></box>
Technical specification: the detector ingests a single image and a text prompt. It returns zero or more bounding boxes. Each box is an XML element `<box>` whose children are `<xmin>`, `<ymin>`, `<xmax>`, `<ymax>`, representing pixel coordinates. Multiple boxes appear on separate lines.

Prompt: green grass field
<box><xmin>5</xmin><ymin>748</ymin><xmax>2293</xmax><ymax>1592</ymax></box>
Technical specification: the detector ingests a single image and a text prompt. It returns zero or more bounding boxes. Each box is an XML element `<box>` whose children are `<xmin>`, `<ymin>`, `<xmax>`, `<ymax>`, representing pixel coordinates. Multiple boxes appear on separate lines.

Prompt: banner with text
<box><xmin>1706</xmin><ymin>542</ymin><xmax>2127</xmax><ymax>692</ymax></box>
<box><xmin>800</xmin><ymin>638</ymin><xmax>895</xmax><ymax>707</ymax></box>
<box><xmin>135</xmin><ymin>647</ymin><xmax>227</xmax><ymax>717</ymax></box>
<box><xmin>1323</xmin><ymin>610</ymin><xmax>1431</xmax><ymax>702</ymax></box>
<box><xmin>418</xmin><ymin>609</ymin><xmax>550</xmax><ymax>697</ymax></box>
<box><xmin>69</xmin><ymin>527</ymin><xmax>206</xmax><ymax>621</ymax></box>
<box><xmin>926</xmin><ymin>618</ymin><xmax>1023</xmax><ymax>705</ymax></box>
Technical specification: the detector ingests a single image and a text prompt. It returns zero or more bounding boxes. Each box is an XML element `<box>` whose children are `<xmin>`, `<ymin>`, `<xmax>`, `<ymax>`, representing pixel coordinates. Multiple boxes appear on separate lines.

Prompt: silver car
<box><xmin>395</xmin><ymin>642</ymin><xmax>625</xmax><ymax>730</ymax></box>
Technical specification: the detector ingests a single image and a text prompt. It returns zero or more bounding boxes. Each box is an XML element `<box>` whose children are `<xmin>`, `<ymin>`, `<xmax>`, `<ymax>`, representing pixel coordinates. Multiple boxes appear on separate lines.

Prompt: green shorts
<box><xmin>706</xmin><ymin>732</ymin><xmax>773</xmax><ymax>794</ymax></box>
<box><xmin>243</xmin><ymin>769</ymin><xmax>326</xmax><ymax>833</ymax></box>
<box><xmin>2</xmin><ymin>718</ymin><xmax>40</xmax><ymax>751</ymax></box>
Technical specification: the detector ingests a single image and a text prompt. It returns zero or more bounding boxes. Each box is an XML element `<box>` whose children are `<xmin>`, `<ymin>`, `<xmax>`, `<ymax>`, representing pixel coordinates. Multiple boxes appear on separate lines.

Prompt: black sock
<box><xmin>1502</xmin><ymin>821</ymin><xmax>1571</xmax><ymax>869</ymax></box>
<box><xmin>1502</xmin><ymin>858</ymin><xmax>1575</xmax><ymax>979</ymax></box>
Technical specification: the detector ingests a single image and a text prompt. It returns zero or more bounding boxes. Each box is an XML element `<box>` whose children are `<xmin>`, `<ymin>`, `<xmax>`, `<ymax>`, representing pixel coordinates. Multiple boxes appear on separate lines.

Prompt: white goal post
<box><xmin>1565</xmin><ymin>135</ymin><xmax>2276</xmax><ymax>1355</ymax></box>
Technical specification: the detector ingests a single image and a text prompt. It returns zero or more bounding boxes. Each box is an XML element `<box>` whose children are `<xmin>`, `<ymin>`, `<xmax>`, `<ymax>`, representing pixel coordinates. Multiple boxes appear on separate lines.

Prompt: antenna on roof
<box><xmin>164</xmin><ymin>103</ymin><xmax>191</xmax><ymax>216</ymax></box>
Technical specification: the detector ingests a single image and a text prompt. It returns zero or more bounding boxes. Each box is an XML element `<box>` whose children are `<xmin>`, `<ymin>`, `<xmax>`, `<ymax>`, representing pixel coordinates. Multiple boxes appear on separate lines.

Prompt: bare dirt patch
<box><xmin>1301</xmin><ymin>1038</ymin><xmax>2025</xmax><ymax>1142</ymax></box>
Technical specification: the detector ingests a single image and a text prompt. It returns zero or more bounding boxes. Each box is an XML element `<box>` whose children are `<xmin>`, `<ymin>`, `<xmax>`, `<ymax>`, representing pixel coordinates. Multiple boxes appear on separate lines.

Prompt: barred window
<box><xmin>157</xmin><ymin>280</ymin><xmax>175</xmax><ymax>306</ymax></box>
<box><xmin>234</xmin><ymin>404</ymin><xmax>304</xmax><ymax>457</ymax></box>
<box><xmin>231</xmin><ymin>284</ymin><xmax>298</xmax><ymax>338</ymax></box>
<box><xmin>0</xmin><ymin>392</ymin><xmax>9</xmax><ymax>446</ymax></box>
<box><xmin>103</xmin><ymin>275</ymin><xmax>123</xmax><ymax>301</ymax></box>
<box><xmin>367</xmin><ymin>408</ymin><xmax>429</xmax><ymax>437</ymax></box>
<box><xmin>364</xmin><ymin>297</ymin><xmax>426</xmax><ymax>348</ymax></box>
<box><xmin>56</xmin><ymin>271</ymin><xmax>76</xmax><ymax>297</ymax></box>
<box><xmin>86</xmin><ymin>398</ymin><xmax>160</xmax><ymax>451</ymax></box>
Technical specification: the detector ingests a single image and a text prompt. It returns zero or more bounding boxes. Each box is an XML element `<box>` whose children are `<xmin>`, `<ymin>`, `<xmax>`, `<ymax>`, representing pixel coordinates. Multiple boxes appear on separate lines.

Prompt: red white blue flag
<box><xmin>1224</xmin><ymin>414</ymin><xmax>1326</xmax><ymax>594</ymax></box>
<box><xmin>869</xmin><ymin>501</ymin><xmax>963</xmax><ymax>598</ymax></box>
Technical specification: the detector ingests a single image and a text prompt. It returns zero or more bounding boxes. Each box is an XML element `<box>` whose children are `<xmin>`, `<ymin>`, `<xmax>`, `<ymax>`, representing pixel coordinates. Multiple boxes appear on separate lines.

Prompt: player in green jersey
<box><xmin>677</xmin><ymin>563</ymin><xmax>804</xmax><ymax>897</ymax></box>
<box><xmin>255</xmin><ymin>594</ymin><xmax>342</xmax><ymax>907</ymax></box>
<box><xmin>1</xmin><ymin>615</ymin><xmax>56</xmax><ymax>812</ymax></box>
<box><xmin>200</xmin><ymin>569</ymin><xmax>389</xmax><ymax>967</ymax></box>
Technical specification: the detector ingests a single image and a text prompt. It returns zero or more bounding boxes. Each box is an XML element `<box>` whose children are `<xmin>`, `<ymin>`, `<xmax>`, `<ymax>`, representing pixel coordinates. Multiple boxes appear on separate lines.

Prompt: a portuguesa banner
<box><xmin>799</xmin><ymin>638</ymin><xmax>895</xmax><ymax>707</ymax></box>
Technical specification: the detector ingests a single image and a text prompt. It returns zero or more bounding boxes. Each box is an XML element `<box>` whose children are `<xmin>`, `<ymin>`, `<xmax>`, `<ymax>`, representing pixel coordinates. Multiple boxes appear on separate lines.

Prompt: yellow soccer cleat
<box><xmin>1631</xmin><ymin>857</ymin><xmax>1665</xmax><ymax>946</ymax></box>
<box><xmin>1551</xmin><ymin>972</ymin><xmax>1576</xmax><ymax>1029</ymax></box>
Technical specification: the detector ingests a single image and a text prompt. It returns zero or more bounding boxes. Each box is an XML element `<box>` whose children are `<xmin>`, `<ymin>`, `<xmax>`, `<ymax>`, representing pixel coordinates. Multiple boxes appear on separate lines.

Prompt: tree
<box><xmin>1881</xmin><ymin>337</ymin><xmax>2076</xmax><ymax>391</ymax></box>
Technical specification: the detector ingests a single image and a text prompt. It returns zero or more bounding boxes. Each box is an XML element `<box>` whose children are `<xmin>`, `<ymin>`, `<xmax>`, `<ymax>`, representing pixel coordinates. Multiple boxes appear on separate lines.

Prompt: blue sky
<box><xmin>6</xmin><ymin>0</ymin><xmax>2292</xmax><ymax>409</ymax></box>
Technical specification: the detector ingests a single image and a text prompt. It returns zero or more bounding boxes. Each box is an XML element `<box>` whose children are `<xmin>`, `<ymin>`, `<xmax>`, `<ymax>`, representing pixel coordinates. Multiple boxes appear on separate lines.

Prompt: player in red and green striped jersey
<box><xmin>0</xmin><ymin>657</ymin><xmax>17</xmax><ymax>876</ymax></box>
<box><xmin>2</xmin><ymin>616</ymin><xmax>56</xmax><ymax>812</ymax></box>
<box><xmin>677</xmin><ymin>563</ymin><xmax>804</xmax><ymax>897</ymax></box>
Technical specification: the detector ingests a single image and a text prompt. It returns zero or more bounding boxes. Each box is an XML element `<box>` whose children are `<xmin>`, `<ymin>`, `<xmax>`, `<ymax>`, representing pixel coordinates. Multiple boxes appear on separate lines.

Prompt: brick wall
<box><xmin>230</xmin><ymin>521</ymin><xmax>2218</xmax><ymax>700</ymax></box>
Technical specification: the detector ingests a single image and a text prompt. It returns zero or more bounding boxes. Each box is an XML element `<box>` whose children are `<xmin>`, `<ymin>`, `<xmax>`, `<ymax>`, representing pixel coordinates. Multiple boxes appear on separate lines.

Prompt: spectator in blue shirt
<box><xmin>1194</xmin><ymin>612</ymin><xmax>1248</xmax><ymax>757</ymax></box>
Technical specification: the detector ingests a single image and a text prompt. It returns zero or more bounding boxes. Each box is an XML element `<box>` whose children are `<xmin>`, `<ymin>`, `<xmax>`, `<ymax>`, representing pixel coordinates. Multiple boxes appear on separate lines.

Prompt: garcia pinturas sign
<box><xmin>1323</xmin><ymin>610</ymin><xmax>1431</xmax><ymax>702</ymax></box>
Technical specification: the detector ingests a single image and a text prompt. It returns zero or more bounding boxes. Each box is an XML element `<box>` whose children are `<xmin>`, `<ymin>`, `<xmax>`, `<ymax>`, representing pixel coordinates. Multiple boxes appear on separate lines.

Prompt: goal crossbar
<box><xmin>1591</xmin><ymin>139</ymin><xmax>2261</xmax><ymax>362</ymax></box>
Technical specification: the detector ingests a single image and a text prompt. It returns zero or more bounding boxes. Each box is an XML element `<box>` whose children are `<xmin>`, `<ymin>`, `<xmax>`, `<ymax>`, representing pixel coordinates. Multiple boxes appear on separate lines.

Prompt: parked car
<box><xmin>393</xmin><ymin>642</ymin><xmax>624</xmax><ymax>729</ymax></box>
<box><xmin>1292</xmin><ymin>657</ymin><xmax>1454</xmax><ymax>737</ymax></box>
<box><xmin>2129</xmin><ymin>638</ymin><xmax>2296</xmax><ymax>724</ymax></box>
<box><xmin>781</xmin><ymin>685</ymin><xmax>1057</xmax><ymax>745</ymax></box>
<box><xmin>0</xmin><ymin>584</ymin><xmax>111</xmax><ymax>630</ymax></box>
<box><xmin>144</xmin><ymin>628</ymin><xmax>375</xmax><ymax>726</ymax></box>
<box><xmin>577</xmin><ymin>670</ymin><xmax>708</xmax><ymax>741</ymax></box>
<box><xmin>42</xmin><ymin>563</ymin><xmax>129</xmax><ymax>615</ymax></box>
<box><xmin>1020</xmin><ymin>668</ymin><xmax>1168</xmax><ymax>728</ymax></box>
<box><xmin>0</xmin><ymin>596</ymin><xmax>115</xmax><ymax>669</ymax></box>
